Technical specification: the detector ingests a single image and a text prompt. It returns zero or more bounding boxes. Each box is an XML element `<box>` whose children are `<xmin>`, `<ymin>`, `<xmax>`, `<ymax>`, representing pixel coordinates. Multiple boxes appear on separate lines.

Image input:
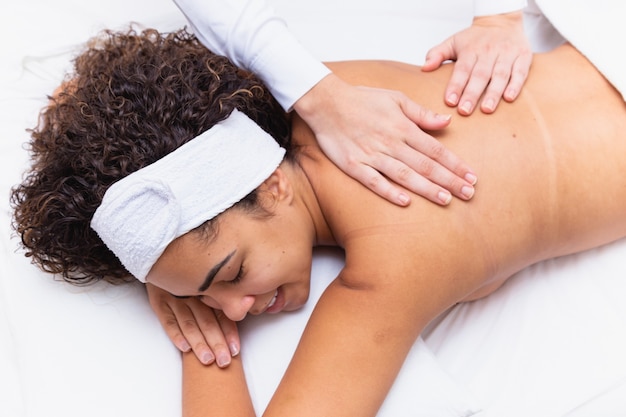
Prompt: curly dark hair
<box><xmin>10</xmin><ymin>27</ymin><xmax>291</xmax><ymax>285</ymax></box>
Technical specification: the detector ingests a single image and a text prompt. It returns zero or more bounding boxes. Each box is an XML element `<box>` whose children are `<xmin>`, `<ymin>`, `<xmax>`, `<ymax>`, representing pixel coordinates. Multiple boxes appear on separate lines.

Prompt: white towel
<box><xmin>91</xmin><ymin>109</ymin><xmax>286</xmax><ymax>281</ymax></box>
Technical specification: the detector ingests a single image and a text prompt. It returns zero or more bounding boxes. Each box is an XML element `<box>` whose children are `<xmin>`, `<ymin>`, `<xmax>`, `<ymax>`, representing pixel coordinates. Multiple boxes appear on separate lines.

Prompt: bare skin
<box><xmin>148</xmin><ymin>44</ymin><xmax>626</xmax><ymax>416</ymax></box>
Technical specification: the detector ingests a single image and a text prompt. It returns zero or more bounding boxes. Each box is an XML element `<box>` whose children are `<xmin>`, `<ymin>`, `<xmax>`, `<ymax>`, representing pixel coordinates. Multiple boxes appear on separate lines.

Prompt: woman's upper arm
<box><xmin>262</xmin><ymin>218</ymin><xmax>488</xmax><ymax>417</ymax></box>
<box><xmin>263</xmin><ymin>251</ymin><xmax>467</xmax><ymax>415</ymax></box>
<box><xmin>263</xmin><ymin>278</ymin><xmax>417</xmax><ymax>416</ymax></box>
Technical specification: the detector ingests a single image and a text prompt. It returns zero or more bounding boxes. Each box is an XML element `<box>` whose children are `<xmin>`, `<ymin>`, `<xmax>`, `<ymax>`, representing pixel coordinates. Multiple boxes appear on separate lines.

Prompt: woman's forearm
<box><xmin>183</xmin><ymin>352</ymin><xmax>256</xmax><ymax>417</ymax></box>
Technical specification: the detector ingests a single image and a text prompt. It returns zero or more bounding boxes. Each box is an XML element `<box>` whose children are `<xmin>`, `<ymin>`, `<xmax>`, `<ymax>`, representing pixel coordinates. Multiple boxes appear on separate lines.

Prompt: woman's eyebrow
<box><xmin>198</xmin><ymin>250</ymin><xmax>236</xmax><ymax>292</ymax></box>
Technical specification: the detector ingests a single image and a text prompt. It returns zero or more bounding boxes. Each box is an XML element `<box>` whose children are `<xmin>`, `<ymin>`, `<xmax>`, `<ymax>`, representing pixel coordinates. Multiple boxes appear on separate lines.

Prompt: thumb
<box><xmin>399</xmin><ymin>97</ymin><xmax>452</xmax><ymax>130</ymax></box>
<box><xmin>422</xmin><ymin>39</ymin><xmax>456</xmax><ymax>72</ymax></box>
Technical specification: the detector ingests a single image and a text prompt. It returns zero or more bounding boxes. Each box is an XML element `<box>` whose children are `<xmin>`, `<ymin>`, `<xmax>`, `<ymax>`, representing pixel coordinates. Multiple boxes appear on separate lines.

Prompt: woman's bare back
<box><xmin>293</xmin><ymin>43</ymin><xmax>626</xmax><ymax>302</ymax></box>
<box><xmin>266</xmin><ymin>44</ymin><xmax>626</xmax><ymax>417</ymax></box>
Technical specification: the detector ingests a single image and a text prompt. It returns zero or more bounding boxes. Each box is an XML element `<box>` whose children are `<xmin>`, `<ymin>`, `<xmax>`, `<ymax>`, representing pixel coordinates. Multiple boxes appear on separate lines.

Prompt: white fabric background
<box><xmin>1</xmin><ymin>1</ymin><xmax>625</xmax><ymax>416</ymax></box>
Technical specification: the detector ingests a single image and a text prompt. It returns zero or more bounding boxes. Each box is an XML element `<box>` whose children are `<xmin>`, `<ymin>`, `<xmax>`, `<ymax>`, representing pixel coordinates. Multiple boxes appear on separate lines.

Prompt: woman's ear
<box><xmin>258</xmin><ymin>167</ymin><xmax>294</xmax><ymax>208</ymax></box>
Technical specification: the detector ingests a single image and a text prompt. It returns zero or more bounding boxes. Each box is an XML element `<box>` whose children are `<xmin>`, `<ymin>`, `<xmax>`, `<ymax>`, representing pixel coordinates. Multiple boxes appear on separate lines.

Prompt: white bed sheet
<box><xmin>1</xmin><ymin>1</ymin><xmax>626</xmax><ymax>416</ymax></box>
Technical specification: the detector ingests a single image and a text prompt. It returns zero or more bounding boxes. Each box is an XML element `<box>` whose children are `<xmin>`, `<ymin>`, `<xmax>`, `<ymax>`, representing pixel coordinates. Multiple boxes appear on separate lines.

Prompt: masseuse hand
<box><xmin>422</xmin><ymin>10</ymin><xmax>532</xmax><ymax>115</ymax></box>
<box><xmin>146</xmin><ymin>283</ymin><xmax>239</xmax><ymax>367</ymax></box>
<box><xmin>294</xmin><ymin>73</ymin><xmax>477</xmax><ymax>207</ymax></box>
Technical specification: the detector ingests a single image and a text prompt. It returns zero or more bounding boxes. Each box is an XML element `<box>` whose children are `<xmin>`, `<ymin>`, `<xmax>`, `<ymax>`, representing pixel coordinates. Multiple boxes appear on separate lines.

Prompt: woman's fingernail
<box><xmin>438</xmin><ymin>191</ymin><xmax>452</xmax><ymax>205</ymax></box>
<box><xmin>505</xmin><ymin>88</ymin><xmax>516</xmax><ymax>101</ymax></box>
<box><xmin>447</xmin><ymin>93</ymin><xmax>459</xmax><ymax>106</ymax></box>
<box><xmin>483</xmin><ymin>98</ymin><xmax>495</xmax><ymax>112</ymax></box>
<box><xmin>465</xmin><ymin>172</ymin><xmax>477</xmax><ymax>185</ymax></box>
<box><xmin>398</xmin><ymin>193</ymin><xmax>410</xmax><ymax>206</ymax></box>
<box><xmin>436</xmin><ymin>113</ymin><xmax>452</xmax><ymax>121</ymax></box>
<box><xmin>460</xmin><ymin>101</ymin><xmax>472</xmax><ymax>114</ymax></box>
<box><xmin>217</xmin><ymin>353</ymin><xmax>231</xmax><ymax>368</ymax></box>
<box><xmin>461</xmin><ymin>185</ymin><xmax>475</xmax><ymax>199</ymax></box>
<box><xmin>229</xmin><ymin>342</ymin><xmax>240</xmax><ymax>356</ymax></box>
<box><xmin>201</xmin><ymin>351</ymin><xmax>215</xmax><ymax>365</ymax></box>
<box><xmin>180</xmin><ymin>341</ymin><xmax>191</xmax><ymax>352</ymax></box>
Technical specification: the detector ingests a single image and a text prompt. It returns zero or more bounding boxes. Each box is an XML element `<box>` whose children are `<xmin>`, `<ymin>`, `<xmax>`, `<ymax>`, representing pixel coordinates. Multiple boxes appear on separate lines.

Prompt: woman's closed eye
<box><xmin>227</xmin><ymin>264</ymin><xmax>244</xmax><ymax>285</ymax></box>
<box><xmin>172</xmin><ymin>294</ymin><xmax>192</xmax><ymax>299</ymax></box>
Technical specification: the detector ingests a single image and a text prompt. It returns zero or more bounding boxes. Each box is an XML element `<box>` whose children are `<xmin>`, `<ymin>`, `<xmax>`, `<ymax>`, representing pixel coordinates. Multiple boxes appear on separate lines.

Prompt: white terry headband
<box><xmin>91</xmin><ymin>109</ymin><xmax>286</xmax><ymax>282</ymax></box>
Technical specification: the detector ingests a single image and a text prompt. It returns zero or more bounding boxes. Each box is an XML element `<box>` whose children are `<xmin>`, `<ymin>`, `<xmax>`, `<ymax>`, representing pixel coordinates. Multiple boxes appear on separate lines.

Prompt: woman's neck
<box><xmin>284</xmin><ymin>154</ymin><xmax>337</xmax><ymax>247</ymax></box>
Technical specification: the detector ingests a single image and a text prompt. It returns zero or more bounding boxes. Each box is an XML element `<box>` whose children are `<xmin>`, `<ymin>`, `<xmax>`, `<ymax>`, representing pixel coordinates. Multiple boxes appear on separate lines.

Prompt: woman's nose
<box><xmin>220</xmin><ymin>295</ymin><xmax>255</xmax><ymax>321</ymax></box>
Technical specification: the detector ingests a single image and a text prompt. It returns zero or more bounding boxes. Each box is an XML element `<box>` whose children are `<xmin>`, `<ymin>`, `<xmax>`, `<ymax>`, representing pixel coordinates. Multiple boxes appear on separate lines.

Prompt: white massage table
<box><xmin>1</xmin><ymin>1</ymin><xmax>626</xmax><ymax>416</ymax></box>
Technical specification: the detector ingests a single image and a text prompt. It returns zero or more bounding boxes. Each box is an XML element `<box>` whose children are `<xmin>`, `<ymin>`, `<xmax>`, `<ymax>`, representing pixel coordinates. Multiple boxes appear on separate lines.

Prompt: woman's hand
<box><xmin>293</xmin><ymin>74</ymin><xmax>477</xmax><ymax>207</ymax></box>
<box><xmin>146</xmin><ymin>283</ymin><xmax>240</xmax><ymax>367</ymax></box>
<box><xmin>422</xmin><ymin>10</ymin><xmax>532</xmax><ymax>115</ymax></box>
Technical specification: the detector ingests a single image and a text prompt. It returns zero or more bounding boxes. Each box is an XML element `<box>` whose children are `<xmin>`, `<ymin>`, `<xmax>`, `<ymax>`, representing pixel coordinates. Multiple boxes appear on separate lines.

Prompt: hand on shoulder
<box><xmin>293</xmin><ymin>73</ymin><xmax>477</xmax><ymax>207</ymax></box>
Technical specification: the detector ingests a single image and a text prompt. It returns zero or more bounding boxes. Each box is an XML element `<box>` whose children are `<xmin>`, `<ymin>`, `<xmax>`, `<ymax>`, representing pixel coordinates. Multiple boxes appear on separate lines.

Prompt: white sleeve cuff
<box><xmin>246</xmin><ymin>23</ymin><xmax>331</xmax><ymax>111</ymax></box>
<box><xmin>473</xmin><ymin>0</ymin><xmax>527</xmax><ymax>16</ymax></box>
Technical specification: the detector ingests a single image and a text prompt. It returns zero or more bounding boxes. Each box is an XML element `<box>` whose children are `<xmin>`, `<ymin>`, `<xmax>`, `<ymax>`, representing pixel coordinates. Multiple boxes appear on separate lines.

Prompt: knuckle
<box><xmin>445</xmin><ymin>175</ymin><xmax>466</xmax><ymax>192</ymax></box>
<box><xmin>415</xmin><ymin>158</ymin><xmax>436</xmax><ymax>177</ymax></box>
<box><xmin>364</xmin><ymin>173</ymin><xmax>382</xmax><ymax>190</ymax></box>
<box><xmin>180</xmin><ymin>318</ymin><xmax>202</xmax><ymax>332</ymax></box>
<box><xmin>426</xmin><ymin>141</ymin><xmax>446</xmax><ymax>161</ymax></box>
<box><xmin>193</xmin><ymin>341</ymin><xmax>212</xmax><ymax>352</ymax></box>
<box><xmin>198</xmin><ymin>316</ymin><xmax>219</xmax><ymax>329</ymax></box>
<box><xmin>163</xmin><ymin>317</ymin><xmax>181</xmax><ymax>329</ymax></box>
<box><xmin>492</xmin><ymin>66</ymin><xmax>511</xmax><ymax>80</ymax></box>
<box><xmin>512</xmin><ymin>65</ymin><xmax>529</xmax><ymax>80</ymax></box>
<box><xmin>394</xmin><ymin>166</ymin><xmax>412</xmax><ymax>184</ymax></box>
<box><xmin>207</xmin><ymin>342</ymin><xmax>228</xmax><ymax>354</ymax></box>
<box><xmin>344</xmin><ymin>150</ymin><xmax>364</xmax><ymax>166</ymax></box>
<box><xmin>471</xmin><ymin>66</ymin><xmax>491</xmax><ymax>82</ymax></box>
<box><xmin>375</xmin><ymin>133</ymin><xmax>394</xmax><ymax>150</ymax></box>
<box><xmin>343</xmin><ymin>157</ymin><xmax>362</xmax><ymax>175</ymax></box>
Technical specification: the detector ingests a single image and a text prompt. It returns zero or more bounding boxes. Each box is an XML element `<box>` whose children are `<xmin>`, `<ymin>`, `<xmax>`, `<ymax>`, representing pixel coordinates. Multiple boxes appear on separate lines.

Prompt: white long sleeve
<box><xmin>474</xmin><ymin>0</ymin><xmax>528</xmax><ymax>16</ymax></box>
<box><xmin>173</xmin><ymin>0</ymin><xmax>330</xmax><ymax>110</ymax></box>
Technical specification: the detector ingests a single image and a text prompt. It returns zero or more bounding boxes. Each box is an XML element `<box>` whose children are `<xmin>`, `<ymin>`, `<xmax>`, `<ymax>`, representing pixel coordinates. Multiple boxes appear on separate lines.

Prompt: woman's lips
<box><xmin>265</xmin><ymin>287</ymin><xmax>285</xmax><ymax>314</ymax></box>
<box><xmin>267</xmin><ymin>290</ymin><xmax>278</xmax><ymax>308</ymax></box>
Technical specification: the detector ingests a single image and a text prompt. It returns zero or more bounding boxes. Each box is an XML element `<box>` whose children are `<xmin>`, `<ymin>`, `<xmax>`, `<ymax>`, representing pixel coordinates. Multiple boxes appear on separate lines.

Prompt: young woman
<box><xmin>11</xmin><ymin>28</ymin><xmax>626</xmax><ymax>417</ymax></box>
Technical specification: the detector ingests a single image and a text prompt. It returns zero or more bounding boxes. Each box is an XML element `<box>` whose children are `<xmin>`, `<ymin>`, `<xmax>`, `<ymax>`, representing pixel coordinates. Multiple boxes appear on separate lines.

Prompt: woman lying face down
<box><xmin>11</xmin><ymin>28</ymin><xmax>291</xmax><ymax>285</ymax></box>
<box><xmin>11</xmin><ymin>28</ymin><xmax>626</xmax><ymax>417</ymax></box>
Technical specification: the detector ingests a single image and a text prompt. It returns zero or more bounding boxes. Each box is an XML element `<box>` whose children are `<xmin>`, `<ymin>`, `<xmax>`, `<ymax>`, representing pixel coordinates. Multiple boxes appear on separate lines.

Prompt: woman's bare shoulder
<box><xmin>324</xmin><ymin>59</ymin><xmax>452</xmax><ymax>111</ymax></box>
<box><xmin>325</xmin><ymin>59</ymin><xmax>419</xmax><ymax>78</ymax></box>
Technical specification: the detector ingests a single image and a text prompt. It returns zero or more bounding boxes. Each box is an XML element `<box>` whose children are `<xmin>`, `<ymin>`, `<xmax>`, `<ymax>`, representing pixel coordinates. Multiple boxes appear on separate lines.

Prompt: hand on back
<box><xmin>423</xmin><ymin>10</ymin><xmax>532</xmax><ymax>115</ymax></box>
<box><xmin>294</xmin><ymin>74</ymin><xmax>478</xmax><ymax>207</ymax></box>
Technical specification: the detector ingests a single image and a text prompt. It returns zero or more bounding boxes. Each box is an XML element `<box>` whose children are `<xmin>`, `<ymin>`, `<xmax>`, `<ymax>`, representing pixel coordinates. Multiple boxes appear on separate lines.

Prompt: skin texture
<box><xmin>148</xmin><ymin>44</ymin><xmax>626</xmax><ymax>416</ymax></box>
<box><xmin>295</xmin><ymin>10</ymin><xmax>531</xmax><ymax>207</ymax></box>
<box><xmin>183</xmin><ymin>353</ymin><xmax>255</xmax><ymax>417</ymax></box>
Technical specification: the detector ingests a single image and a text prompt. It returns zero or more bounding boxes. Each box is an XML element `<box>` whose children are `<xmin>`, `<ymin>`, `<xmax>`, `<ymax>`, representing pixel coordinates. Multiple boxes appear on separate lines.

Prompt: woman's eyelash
<box><xmin>229</xmin><ymin>264</ymin><xmax>244</xmax><ymax>285</ymax></box>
